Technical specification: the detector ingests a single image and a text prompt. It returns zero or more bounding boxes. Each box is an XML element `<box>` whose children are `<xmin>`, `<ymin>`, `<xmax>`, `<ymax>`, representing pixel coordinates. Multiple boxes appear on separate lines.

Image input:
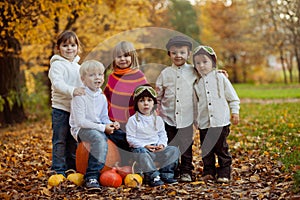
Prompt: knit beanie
<box><xmin>166</xmin><ymin>35</ymin><xmax>192</xmax><ymax>51</ymax></box>
<box><xmin>133</xmin><ymin>84</ymin><xmax>157</xmax><ymax>112</ymax></box>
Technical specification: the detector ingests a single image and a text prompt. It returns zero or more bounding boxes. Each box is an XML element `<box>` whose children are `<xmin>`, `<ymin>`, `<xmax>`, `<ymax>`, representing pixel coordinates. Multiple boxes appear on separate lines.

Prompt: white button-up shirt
<box><xmin>156</xmin><ymin>63</ymin><xmax>198</xmax><ymax>128</ymax></box>
<box><xmin>194</xmin><ymin>70</ymin><xmax>240</xmax><ymax>129</ymax></box>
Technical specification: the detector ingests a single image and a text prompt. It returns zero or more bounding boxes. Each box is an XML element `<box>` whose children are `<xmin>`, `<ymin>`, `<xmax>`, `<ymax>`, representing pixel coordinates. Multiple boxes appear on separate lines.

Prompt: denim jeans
<box><xmin>107</xmin><ymin>129</ymin><xmax>131</xmax><ymax>165</ymax></box>
<box><xmin>132</xmin><ymin>146</ymin><xmax>180</xmax><ymax>182</ymax></box>
<box><xmin>200</xmin><ymin>125</ymin><xmax>232</xmax><ymax>179</ymax></box>
<box><xmin>51</xmin><ymin>108</ymin><xmax>77</xmax><ymax>176</ymax></box>
<box><xmin>78</xmin><ymin>128</ymin><xmax>108</xmax><ymax>180</ymax></box>
<box><xmin>165</xmin><ymin>123</ymin><xmax>194</xmax><ymax>176</ymax></box>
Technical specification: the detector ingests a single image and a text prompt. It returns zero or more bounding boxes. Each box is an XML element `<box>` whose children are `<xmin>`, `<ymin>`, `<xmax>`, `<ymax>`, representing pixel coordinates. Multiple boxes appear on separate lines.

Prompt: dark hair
<box><xmin>133</xmin><ymin>84</ymin><xmax>157</xmax><ymax>112</ymax></box>
<box><xmin>56</xmin><ymin>30</ymin><xmax>81</xmax><ymax>53</ymax></box>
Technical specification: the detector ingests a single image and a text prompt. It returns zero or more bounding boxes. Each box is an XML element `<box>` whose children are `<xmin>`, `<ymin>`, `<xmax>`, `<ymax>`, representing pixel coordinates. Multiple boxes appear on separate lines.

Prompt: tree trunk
<box><xmin>279</xmin><ymin>49</ymin><xmax>287</xmax><ymax>84</ymax></box>
<box><xmin>0</xmin><ymin>36</ymin><xmax>26</xmax><ymax>127</ymax></box>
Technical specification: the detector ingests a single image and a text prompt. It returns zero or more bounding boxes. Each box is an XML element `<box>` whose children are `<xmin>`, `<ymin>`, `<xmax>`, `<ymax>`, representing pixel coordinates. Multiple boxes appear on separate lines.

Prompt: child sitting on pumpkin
<box><xmin>126</xmin><ymin>84</ymin><xmax>180</xmax><ymax>187</ymax></box>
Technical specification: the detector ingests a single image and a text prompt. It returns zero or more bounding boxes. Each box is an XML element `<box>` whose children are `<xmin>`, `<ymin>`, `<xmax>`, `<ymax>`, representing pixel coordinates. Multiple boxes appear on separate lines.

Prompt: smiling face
<box><xmin>194</xmin><ymin>54</ymin><xmax>213</xmax><ymax>76</ymax></box>
<box><xmin>137</xmin><ymin>96</ymin><xmax>154</xmax><ymax>116</ymax></box>
<box><xmin>57</xmin><ymin>37</ymin><xmax>78</xmax><ymax>62</ymax></box>
<box><xmin>114</xmin><ymin>52</ymin><xmax>132</xmax><ymax>69</ymax></box>
<box><xmin>82</xmin><ymin>68</ymin><xmax>104</xmax><ymax>92</ymax></box>
<box><xmin>168</xmin><ymin>45</ymin><xmax>190</xmax><ymax>67</ymax></box>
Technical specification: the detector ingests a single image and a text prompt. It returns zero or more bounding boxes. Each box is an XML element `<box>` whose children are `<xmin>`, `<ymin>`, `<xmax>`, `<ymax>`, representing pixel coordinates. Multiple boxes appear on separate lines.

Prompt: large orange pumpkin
<box><xmin>76</xmin><ymin>139</ymin><xmax>121</xmax><ymax>174</ymax></box>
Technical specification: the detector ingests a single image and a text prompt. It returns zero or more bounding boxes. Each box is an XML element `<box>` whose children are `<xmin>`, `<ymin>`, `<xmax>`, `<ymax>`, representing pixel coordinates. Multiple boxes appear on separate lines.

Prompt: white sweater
<box><xmin>48</xmin><ymin>55</ymin><xmax>83</xmax><ymax>112</ymax></box>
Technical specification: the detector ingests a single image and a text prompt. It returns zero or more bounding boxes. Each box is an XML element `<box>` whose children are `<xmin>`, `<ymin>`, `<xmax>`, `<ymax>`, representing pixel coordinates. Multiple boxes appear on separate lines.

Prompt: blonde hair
<box><xmin>112</xmin><ymin>41</ymin><xmax>139</xmax><ymax>69</ymax></box>
<box><xmin>80</xmin><ymin>60</ymin><xmax>105</xmax><ymax>78</ymax></box>
<box><xmin>55</xmin><ymin>30</ymin><xmax>82</xmax><ymax>54</ymax></box>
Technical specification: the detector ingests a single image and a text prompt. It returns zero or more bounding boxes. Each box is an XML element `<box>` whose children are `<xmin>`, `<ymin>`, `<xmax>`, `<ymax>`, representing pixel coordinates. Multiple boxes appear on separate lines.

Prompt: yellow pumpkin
<box><xmin>48</xmin><ymin>174</ymin><xmax>66</xmax><ymax>186</ymax></box>
<box><xmin>123</xmin><ymin>161</ymin><xmax>143</xmax><ymax>187</ymax></box>
<box><xmin>67</xmin><ymin>173</ymin><xmax>84</xmax><ymax>186</ymax></box>
<box><xmin>124</xmin><ymin>173</ymin><xmax>143</xmax><ymax>187</ymax></box>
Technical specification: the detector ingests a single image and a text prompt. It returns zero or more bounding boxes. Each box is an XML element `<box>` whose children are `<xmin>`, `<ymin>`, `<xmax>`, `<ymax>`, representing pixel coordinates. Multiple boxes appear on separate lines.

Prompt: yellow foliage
<box><xmin>24</xmin><ymin>70</ymin><xmax>35</xmax><ymax>95</ymax></box>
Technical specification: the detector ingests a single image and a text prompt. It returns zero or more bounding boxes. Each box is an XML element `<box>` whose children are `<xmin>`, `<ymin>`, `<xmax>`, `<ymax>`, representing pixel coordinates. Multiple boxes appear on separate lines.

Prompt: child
<box><xmin>156</xmin><ymin>35</ymin><xmax>197</xmax><ymax>182</ymax></box>
<box><xmin>126</xmin><ymin>84</ymin><xmax>180</xmax><ymax>187</ymax></box>
<box><xmin>104</xmin><ymin>41</ymin><xmax>147</xmax><ymax>131</ymax></box>
<box><xmin>193</xmin><ymin>45</ymin><xmax>240</xmax><ymax>183</ymax></box>
<box><xmin>48</xmin><ymin>30</ymin><xmax>85</xmax><ymax>177</ymax></box>
<box><xmin>69</xmin><ymin>60</ymin><xmax>126</xmax><ymax>190</ymax></box>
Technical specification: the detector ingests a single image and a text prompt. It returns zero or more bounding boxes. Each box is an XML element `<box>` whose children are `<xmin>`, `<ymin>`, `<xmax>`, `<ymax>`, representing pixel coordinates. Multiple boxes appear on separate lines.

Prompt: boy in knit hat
<box><xmin>126</xmin><ymin>84</ymin><xmax>180</xmax><ymax>187</ymax></box>
<box><xmin>193</xmin><ymin>45</ymin><xmax>240</xmax><ymax>183</ymax></box>
<box><xmin>156</xmin><ymin>35</ymin><xmax>198</xmax><ymax>182</ymax></box>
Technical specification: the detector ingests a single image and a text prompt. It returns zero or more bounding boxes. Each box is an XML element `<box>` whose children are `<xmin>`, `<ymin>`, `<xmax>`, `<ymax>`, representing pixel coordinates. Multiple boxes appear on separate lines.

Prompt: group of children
<box><xmin>48</xmin><ymin>30</ymin><xmax>240</xmax><ymax>190</ymax></box>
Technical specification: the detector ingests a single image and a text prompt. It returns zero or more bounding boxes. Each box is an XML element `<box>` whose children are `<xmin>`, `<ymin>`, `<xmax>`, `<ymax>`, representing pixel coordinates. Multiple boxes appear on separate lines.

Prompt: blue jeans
<box><xmin>78</xmin><ymin>128</ymin><xmax>108</xmax><ymax>180</ymax></box>
<box><xmin>132</xmin><ymin>146</ymin><xmax>180</xmax><ymax>182</ymax></box>
<box><xmin>51</xmin><ymin>108</ymin><xmax>77</xmax><ymax>176</ymax></box>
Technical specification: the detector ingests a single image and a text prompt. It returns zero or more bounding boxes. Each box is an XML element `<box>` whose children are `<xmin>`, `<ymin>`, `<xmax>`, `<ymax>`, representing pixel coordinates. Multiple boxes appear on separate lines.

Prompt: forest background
<box><xmin>0</xmin><ymin>0</ymin><xmax>299</xmax><ymax>198</ymax></box>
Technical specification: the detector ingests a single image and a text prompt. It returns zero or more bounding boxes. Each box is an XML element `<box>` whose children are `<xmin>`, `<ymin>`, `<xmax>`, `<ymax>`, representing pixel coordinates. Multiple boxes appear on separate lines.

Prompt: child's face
<box><xmin>114</xmin><ymin>52</ymin><xmax>132</xmax><ymax>69</ymax></box>
<box><xmin>82</xmin><ymin>68</ymin><xmax>104</xmax><ymax>92</ymax></box>
<box><xmin>57</xmin><ymin>38</ymin><xmax>78</xmax><ymax>62</ymax></box>
<box><xmin>194</xmin><ymin>54</ymin><xmax>213</xmax><ymax>75</ymax></box>
<box><xmin>137</xmin><ymin>96</ymin><xmax>154</xmax><ymax>116</ymax></box>
<box><xmin>169</xmin><ymin>45</ymin><xmax>190</xmax><ymax>67</ymax></box>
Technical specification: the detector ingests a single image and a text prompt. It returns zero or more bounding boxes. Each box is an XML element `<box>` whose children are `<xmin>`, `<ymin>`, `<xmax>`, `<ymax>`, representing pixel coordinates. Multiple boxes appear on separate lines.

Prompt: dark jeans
<box><xmin>165</xmin><ymin>123</ymin><xmax>194</xmax><ymax>175</ymax></box>
<box><xmin>132</xmin><ymin>146</ymin><xmax>180</xmax><ymax>182</ymax></box>
<box><xmin>51</xmin><ymin>108</ymin><xmax>77</xmax><ymax>176</ymax></box>
<box><xmin>200</xmin><ymin>125</ymin><xmax>232</xmax><ymax>179</ymax></box>
<box><xmin>107</xmin><ymin>129</ymin><xmax>131</xmax><ymax>165</ymax></box>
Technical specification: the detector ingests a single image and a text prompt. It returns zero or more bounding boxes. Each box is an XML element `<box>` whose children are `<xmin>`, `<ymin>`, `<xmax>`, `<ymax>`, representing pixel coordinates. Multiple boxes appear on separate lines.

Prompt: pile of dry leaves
<box><xmin>0</xmin><ymin>120</ymin><xmax>298</xmax><ymax>199</ymax></box>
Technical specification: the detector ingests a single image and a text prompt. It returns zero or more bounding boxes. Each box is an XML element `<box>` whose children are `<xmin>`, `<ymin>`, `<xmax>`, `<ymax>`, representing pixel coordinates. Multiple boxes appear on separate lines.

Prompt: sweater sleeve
<box><xmin>223</xmin><ymin>75</ymin><xmax>240</xmax><ymax>114</ymax></box>
<box><xmin>125</xmin><ymin>117</ymin><xmax>142</xmax><ymax>148</ymax></box>
<box><xmin>48</xmin><ymin>62</ymin><xmax>75</xmax><ymax>97</ymax></box>
<box><xmin>156</xmin><ymin>117</ymin><xmax>168</xmax><ymax>147</ymax></box>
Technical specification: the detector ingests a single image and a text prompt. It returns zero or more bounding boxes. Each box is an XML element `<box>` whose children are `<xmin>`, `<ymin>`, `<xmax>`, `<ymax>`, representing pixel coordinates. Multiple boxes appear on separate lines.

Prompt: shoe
<box><xmin>85</xmin><ymin>178</ymin><xmax>101</xmax><ymax>190</ymax></box>
<box><xmin>149</xmin><ymin>176</ymin><xmax>164</xmax><ymax>187</ymax></box>
<box><xmin>202</xmin><ymin>174</ymin><xmax>215</xmax><ymax>182</ymax></box>
<box><xmin>161</xmin><ymin>178</ymin><xmax>178</xmax><ymax>185</ymax></box>
<box><xmin>180</xmin><ymin>173</ymin><xmax>192</xmax><ymax>182</ymax></box>
<box><xmin>217</xmin><ymin>177</ymin><xmax>229</xmax><ymax>183</ymax></box>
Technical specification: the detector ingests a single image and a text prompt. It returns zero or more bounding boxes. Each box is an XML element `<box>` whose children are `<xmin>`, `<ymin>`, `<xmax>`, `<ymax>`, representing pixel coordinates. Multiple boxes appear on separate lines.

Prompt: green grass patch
<box><xmin>230</xmin><ymin>102</ymin><xmax>300</xmax><ymax>187</ymax></box>
<box><xmin>233</xmin><ymin>83</ymin><xmax>300</xmax><ymax>99</ymax></box>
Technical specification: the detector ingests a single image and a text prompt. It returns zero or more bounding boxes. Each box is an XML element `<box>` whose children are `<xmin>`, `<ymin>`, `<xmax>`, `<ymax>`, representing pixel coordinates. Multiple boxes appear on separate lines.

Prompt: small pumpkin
<box><xmin>124</xmin><ymin>161</ymin><xmax>143</xmax><ymax>188</ymax></box>
<box><xmin>115</xmin><ymin>162</ymin><xmax>132</xmax><ymax>179</ymax></box>
<box><xmin>99</xmin><ymin>167</ymin><xmax>122</xmax><ymax>188</ymax></box>
<box><xmin>48</xmin><ymin>174</ymin><xmax>66</xmax><ymax>186</ymax></box>
<box><xmin>67</xmin><ymin>172</ymin><xmax>84</xmax><ymax>186</ymax></box>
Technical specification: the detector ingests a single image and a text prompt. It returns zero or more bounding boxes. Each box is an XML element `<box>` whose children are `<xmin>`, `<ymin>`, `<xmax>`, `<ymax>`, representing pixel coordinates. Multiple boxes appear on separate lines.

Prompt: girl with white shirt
<box><xmin>126</xmin><ymin>84</ymin><xmax>180</xmax><ymax>187</ymax></box>
<box><xmin>193</xmin><ymin>45</ymin><xmax>240</xmax><ymax>183</ymax></box>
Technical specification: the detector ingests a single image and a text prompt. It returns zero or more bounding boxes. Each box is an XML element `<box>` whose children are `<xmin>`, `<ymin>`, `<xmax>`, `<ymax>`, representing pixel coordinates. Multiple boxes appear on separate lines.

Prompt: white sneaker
<box><xmin>217</xmin><ymin>177</ymin><xmax>229</xmax><ymax>183</ymax></box>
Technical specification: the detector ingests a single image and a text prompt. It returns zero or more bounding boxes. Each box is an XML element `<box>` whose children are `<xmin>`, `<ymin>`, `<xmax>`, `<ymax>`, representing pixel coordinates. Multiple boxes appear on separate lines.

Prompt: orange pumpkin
<box><xmin>76</xmin><ymin>139</ymin><xmax>121</xmax><ymax>174</ymax></box>
<box><xmin>99</xmin><ymin>167</ymin><xmax>122</xmax><ymax>188</ymax></box>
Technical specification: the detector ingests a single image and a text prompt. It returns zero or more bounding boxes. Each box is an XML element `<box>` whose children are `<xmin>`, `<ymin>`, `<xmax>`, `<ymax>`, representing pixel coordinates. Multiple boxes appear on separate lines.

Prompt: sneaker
<box><xmin>85</xmin><ymin>178</ymin><xmax>101</xmax><ymax>190</ymax></box>
<box><xmin>180</xmin><ymin>173</ymin><xmax>192</xmax><ymax>182</ymax></box>
<box><xmin>161</xmin><ymin>178</ymin><xmax>178</xmax><ymax>185</ymax></box>
<box><xmin>149</xmin><ymin>176</ymin><xmax>164</xmax><ymax>187</ymax></box>
<box><xmin>217</xmin><ymin>177</ymin><xmax>229</xmax><ymax>183</ymax></box>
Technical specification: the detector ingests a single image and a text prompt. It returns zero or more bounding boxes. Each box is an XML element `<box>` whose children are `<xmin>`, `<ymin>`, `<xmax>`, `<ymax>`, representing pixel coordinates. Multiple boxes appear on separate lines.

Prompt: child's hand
<box><xmin>73</xmin><ymin>87</ymin><xmax>85</xmax><ymax>96</ymax></box>
<box><xmin>218</xmin><ymin>69</ymin><xmax>229</xmax><ymax>78</ymax></box>
<box><xmin>154</xmin><ymin>144</ymin><xmax>165</xmax><ymax>152</ymax></box>
<box><xmin>231</xmin><ymin>113</ymin><xmax>239</xmax><ymax>125</ymax></box>
<box><xmin>112</xmin><ymin>121</ymin><xmax>120</xmax><ymax>130</ymax></box>
<box><xmin>144</xmin><ymin>145</ymin><xmax>157</xmax><ymax>152</ymax></box>
<box><xmin>105</xmin><ymin>123</ymin><xmax>115</xmax><ymax>135</ymax></box>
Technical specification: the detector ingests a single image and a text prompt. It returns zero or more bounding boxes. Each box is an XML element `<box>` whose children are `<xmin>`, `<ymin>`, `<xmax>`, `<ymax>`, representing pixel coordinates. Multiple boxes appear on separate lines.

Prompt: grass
<box><xmin>233</xmin><ymin>83</ymin><xmax>300</xmax><ymax>99</ymax></box>
<box><xmin>230</xmin><ymin>102</ymin><xmax>300</xmax><ymax>191</ymax></box>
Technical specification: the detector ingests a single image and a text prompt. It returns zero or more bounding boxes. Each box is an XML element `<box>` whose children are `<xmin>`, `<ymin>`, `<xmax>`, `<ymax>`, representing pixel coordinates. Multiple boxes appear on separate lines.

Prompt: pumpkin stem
<box><xmin>132</xmin><ymin>161</ymin><xmax>137</xmax><ymax>174</ymax></box>
<box><xmin>115</xmin><ymin>161</ymin><xmax>120</xmax><ymax>168</ymax></box>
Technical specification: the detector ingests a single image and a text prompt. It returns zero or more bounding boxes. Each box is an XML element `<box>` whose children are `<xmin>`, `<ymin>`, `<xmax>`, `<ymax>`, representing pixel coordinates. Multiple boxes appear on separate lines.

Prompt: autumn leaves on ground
<box><xmin>0</xmin><ymin>102</ymin><xmax>299</xmax><ymax>199</ymax></box>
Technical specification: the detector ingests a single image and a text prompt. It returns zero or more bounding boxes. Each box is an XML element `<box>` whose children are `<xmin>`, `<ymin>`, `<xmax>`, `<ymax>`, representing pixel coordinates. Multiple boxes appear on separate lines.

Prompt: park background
<box><xmin>0</xmin><ymin>0</ymin><xmax>299</xmax><ymax>199</ymax></box>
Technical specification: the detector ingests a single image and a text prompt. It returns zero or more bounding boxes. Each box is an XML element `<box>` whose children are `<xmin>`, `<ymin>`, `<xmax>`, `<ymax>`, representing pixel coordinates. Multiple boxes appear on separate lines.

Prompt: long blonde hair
<box><xmin>112</xmin><ymin>41</ymin><xmax>139</xmax><ymax>70</ymax></box>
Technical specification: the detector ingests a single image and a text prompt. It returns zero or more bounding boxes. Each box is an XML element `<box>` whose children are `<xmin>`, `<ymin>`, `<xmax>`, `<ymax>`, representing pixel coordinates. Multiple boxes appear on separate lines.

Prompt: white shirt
<box><xmin>156</xmin><ymin>63</ymin><xmax>198</xmax><ymax>128</ymax></box>
<box><xmin>126</xmin><ymin>112</ymin><xmax>168</xmax><ymax>148</ymax></box>
<box><xmin>194</xmin><ymin>70</ymin><xmax>240</xmax><ymax>129</ymax></box>
<box><xmin>48</xmin><ymin>55</ymin><xmax>83</xmax><ymax>112</ymax></box>
<box><xmin>69</xmin><ymin>87</ymin><xmax>112</xmax><ymax>141</ymax></box>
